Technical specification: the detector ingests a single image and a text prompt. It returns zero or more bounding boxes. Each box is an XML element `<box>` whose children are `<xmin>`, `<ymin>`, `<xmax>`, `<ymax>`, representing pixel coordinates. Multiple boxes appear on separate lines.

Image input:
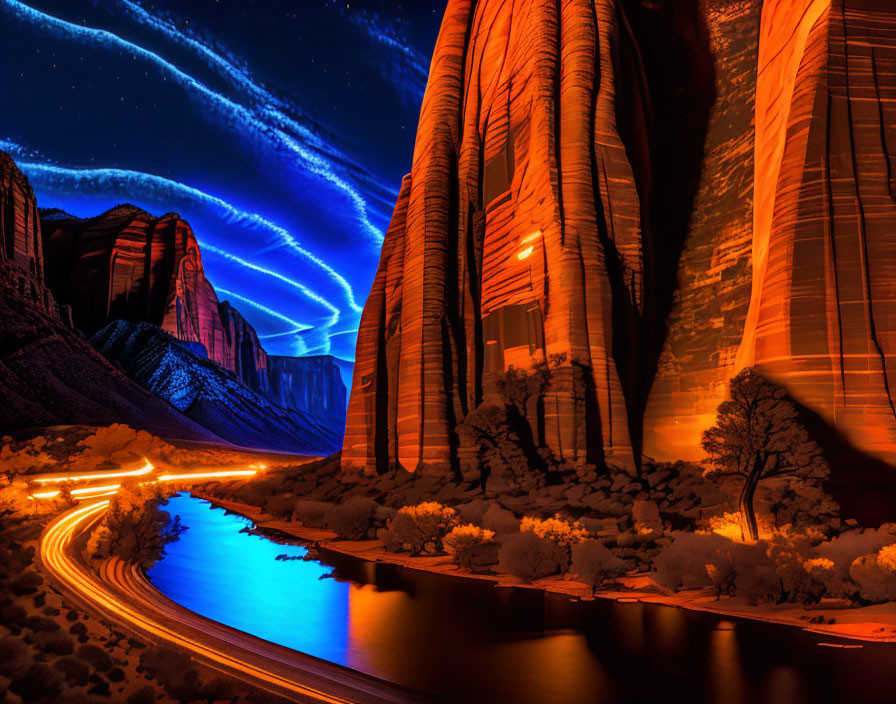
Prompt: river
<box><xmin>147</xmin><ymin>493</ymin><xmax>896</xmax><ymax>704</ymax></box>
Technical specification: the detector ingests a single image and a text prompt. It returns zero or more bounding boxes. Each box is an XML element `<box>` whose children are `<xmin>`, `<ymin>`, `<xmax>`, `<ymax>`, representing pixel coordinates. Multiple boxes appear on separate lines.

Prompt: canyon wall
<box><xmin>0</xmin><ymin>152</ymin><xmax>222</xmax><ymax>441</ymax></box>
<box><xmin>344</xmin><ymin>0</ymin><xmax>654</xmax><ymax>475</ymax></box>
<box><xmin>268</xmin><ymin>354</ymin><xmax>347</xmax><ymax>425</ymax></box>
<box><xmin>347</xmin><ymin>0</ymin><xmax>896</xmax><ymax>474</ymax></box>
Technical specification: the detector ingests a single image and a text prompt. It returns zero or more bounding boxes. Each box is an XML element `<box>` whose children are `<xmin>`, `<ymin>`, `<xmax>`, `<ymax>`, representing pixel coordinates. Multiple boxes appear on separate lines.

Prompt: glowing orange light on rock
<box><xmin>517</xmin><ymin>246</ymin><xmax>534</xmax><ymax>261</ymax></box>
<box><xmin>156</xmin><ymin>469</ymin><xmax>257</xmax><ymax>482</ymax></box>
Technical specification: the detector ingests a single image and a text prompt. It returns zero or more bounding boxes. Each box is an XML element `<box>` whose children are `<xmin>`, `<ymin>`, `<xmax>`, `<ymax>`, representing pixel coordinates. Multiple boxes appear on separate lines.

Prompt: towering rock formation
<box><xmin>646</xmin><ymin>0</ymin><xmax>896</xmax><ymax>467</ymax></box>
<box><xmin>643</xmin><ymin>0</ymin><xmax>762</xmax><ymax>461</ymax></box>
<box><xmin>41</xmin><ymin>206</ymin><xmax>248</xmax><ymax>378</ymax></box>
<box><xmin>40</xmin><ymin>204</ymin><xmax>348</xmax><ymax>441</ymax></box>
<box><xmin>0</xmin><ymin>152</ymin><xmax>56</xmax><ymax>317</ymax></box>
<box><xmin>344</xmin><ymin>0</ymin><xmax>656</xmax><ymax>475</ymax></box>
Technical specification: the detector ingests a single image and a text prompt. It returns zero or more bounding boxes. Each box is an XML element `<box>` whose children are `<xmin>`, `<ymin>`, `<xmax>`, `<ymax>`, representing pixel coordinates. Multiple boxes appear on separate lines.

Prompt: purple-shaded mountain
<box><xmin>92</xmin><ymin>320</ymin><xmax>341</xmax><ymax>455</ymax></box>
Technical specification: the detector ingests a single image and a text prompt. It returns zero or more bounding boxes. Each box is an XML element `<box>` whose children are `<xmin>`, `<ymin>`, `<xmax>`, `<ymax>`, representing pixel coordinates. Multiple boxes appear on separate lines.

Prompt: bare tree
<box><xmin>702</xmin><ymin>368</ymin><xmax>829</xmax><ymax>540</ymax></box>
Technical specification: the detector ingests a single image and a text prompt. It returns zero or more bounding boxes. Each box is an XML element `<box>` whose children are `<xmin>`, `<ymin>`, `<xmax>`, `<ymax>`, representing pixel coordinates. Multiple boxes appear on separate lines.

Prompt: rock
<box><xmin>268</xmin><ymin>354</ymin><xmax>347</xmax><ymax>425</ymax></box>
<box><xmin>344</xmin><ymin>0</ymin><xmax>652</xmax><ymax>477</ymax></box>
<box><xmin>632</xmin><ymin>500</ymin><xmax>663</xmax><ymax>533</ymax></box>
<box><xmin>91</xmin><ymin>320</ymin><xmax>341</xmax><ymax>454</ymax></box>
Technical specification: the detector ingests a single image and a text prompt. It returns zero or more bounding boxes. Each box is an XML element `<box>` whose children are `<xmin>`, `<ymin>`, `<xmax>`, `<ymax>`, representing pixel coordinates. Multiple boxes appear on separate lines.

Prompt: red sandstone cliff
<box><xmin>645</xmin><ymin>0</ymin><xmax>896</xmax><ymax>467</ymax></box>
<box><xmin>344</xmin><ymin>0</ymin><xmax>654</xmax><ymax>475</ymax></box>
<box><xmin>0</xmin><ymin>152</ymin><xmax>56</xmax><ymax>317</ymax></box>
<box><xmin>347</xmin><ymin>0</ymin><xmax>896</xmax><ymax>475</ymax></box>
<box><xmin>41</xmin><ymin>205</ymin><xmax>270</xmax><ymax>392</ymax></box>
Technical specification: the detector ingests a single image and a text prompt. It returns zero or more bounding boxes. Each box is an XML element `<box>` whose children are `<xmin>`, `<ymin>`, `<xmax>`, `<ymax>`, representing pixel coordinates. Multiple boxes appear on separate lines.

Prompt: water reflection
<box><xmin>149</xmin><ymin>495</ymin><xmax>896</xmax><ymax>704</ymax></box>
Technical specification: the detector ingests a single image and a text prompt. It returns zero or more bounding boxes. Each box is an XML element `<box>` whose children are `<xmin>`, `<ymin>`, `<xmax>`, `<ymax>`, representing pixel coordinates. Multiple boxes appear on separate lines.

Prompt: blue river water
<box><xmin>148</xmin><ymin>494</ymin><xmax>896</xmax><ymax>704</ymax></box>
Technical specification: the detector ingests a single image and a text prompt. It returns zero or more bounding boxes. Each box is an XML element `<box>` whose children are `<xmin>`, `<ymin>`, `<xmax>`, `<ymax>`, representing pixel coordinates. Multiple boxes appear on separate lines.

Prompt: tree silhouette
<box><xmin>702</xmin><ymin>368</ymin><xmax>829</xmax><ymax>540</ymax></box>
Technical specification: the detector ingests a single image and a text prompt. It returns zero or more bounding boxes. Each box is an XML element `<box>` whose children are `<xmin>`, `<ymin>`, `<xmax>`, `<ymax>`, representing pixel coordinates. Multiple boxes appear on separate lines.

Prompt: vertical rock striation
<box><xmin>344</xmin><ymin>0</ymin><xmax>655</xmax><ymax>475</ymax></box>
<box><xmin>738</xmin><ymin>0</ymin><xmax>896</xmax><ymax>465</ymax></box>
<box><xmin>643</xmin><ymin>0</ymin><xmax>762</xmax><ymax>461</ymax></box>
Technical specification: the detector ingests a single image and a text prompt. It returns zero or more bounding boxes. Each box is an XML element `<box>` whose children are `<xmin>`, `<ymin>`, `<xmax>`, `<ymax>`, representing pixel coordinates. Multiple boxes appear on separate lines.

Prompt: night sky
<box><xmin>0</xmin><ymin>0</ymin><xmax>447</xmax><ymax>371</ymax></box>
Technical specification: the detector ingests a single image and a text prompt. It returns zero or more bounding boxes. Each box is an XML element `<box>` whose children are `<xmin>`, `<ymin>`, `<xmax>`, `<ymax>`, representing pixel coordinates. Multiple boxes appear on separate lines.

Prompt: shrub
<box><xmin>481</xmin><ymin>503</ymin><xmax>520</xmax><ymax>536</ymax></box>
<box><xmin>293</xmin><ymin>500</ymin><xmax>334</xmax><ymax>528</ymax></box>
<box><xmin>54</xmin><ymin>655</ymin><xmax>89</xmax><ymax>686</ymax></box>
<box><xmin>76</xmin><ymin>643</ymin><xmax>112</xmax><ymax>671</ymax></box>
<box><xmin>327</xmin><ymin>496</ymin><xmax>377</xmax><ymax>539</ymax></box>
<box><xmin>444</xmin><ymin>524</ymin><xmax>498</xmax><ymax>571</ymax></box>
<box><xmin>850</xmin><ymin>550</ymin><xmax>896</xmax><ymax>603</ymax></box>
<box><xmin>498</xmin><ymin>531</ymin><xmax>565</xmax><ymax>582</ymax></box>
<box><xmin>520</xmin><ymin>514</ymin><xmax>587</xmax><ymax>548</ymax></box>
<box><xmin>128</xmin><ymin>686</ymin><xmax>159</xmax><ymax>704</ymax></box>
<box><xmin>571</xmin><ymin>540</ymin><xmax>626</xmax><ymax>593</ymax></box>
<box><xmin>10</xmin><ymin>569</ymin><xmax>43</xmax><ymax>594</ymax></box>
<box><xmin>9</xmin><ymin>663</ymin><xmax>64</xmax><ymax>700</ymax></box>
<box><xmin>767</xmin><ymin>533</ymin><xmax>823</xmax><ymax>604</ymax></box>
<box><xmin>87</xmin><ymin>482</ymin><xmax>185</xmax><ymax>568</ymax></box>
<box><xmin>383</xmin><ymin>502</ymin><xmax>458</xmax><ymax>555</ymax></box>
<box><xmin>36</xmin><ymin>630</ymin><xmax>75</xmax><ymax>655</ymax></box>
<box><xmin>0</xmin><ymin>635</ymin><xmax>31</xmax><ymax>679</ymax></box>
<box><xmin>815</xmin><ymin>527</ymin><xmax>896</xmax><ymax>586</ymax></box>
<box><xmin>736</xmin><ymin>565</ymin><xmax>782</xmax><ymax>605</ymax></box>
<box><xmin>23</xmin><ymin>614</ymin><xmax>60</xmax><ymax>632</ymax></box>
<box><xmin>264</xmin><ymin>494</ymin><xmax>296</xmax><ymax>519</ymax></box>
<box><xmin>140</xmin><ymin>646</ymin><xmax>203</xmax><ymax>701</ymax></box>
<box><xmin>653</xmin><ymin>532</ymin><xmax>733</xmax><ymax>591</ymax></box>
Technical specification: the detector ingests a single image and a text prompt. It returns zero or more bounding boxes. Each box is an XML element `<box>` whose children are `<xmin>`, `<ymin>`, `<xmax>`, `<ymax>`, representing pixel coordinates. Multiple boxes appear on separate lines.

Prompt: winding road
<box><xmin>38</xmin><ymin>499</ymin><xmax>427</xmax><ymax>704</ymax></box>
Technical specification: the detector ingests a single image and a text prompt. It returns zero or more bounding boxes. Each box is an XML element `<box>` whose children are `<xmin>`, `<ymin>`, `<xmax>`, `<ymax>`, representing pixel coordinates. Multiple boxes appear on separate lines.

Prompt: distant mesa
<box><xmin>345</xmin><ymin>0</ymin><xmax>896</xmax><ymax>476</ymax></box>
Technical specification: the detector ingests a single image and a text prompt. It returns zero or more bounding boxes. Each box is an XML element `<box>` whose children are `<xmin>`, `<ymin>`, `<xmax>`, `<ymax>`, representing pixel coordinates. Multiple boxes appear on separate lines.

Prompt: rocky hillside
<box><xmin>92</xmin><ymin>320</ymin><xmax>341</xmax><ymax>455</ymax></box>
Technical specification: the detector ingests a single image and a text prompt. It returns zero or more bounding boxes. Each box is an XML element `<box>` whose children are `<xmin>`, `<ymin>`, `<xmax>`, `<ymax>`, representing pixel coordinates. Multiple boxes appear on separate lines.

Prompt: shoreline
<box><xmin>191</xmin><ymin>491</ymin><xmax>896</xmax><ymax>645</ymax></box>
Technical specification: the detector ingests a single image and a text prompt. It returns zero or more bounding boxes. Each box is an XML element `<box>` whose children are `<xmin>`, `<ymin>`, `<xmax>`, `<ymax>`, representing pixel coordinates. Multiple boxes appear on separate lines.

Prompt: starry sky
<box><xmin>0</xmin><ymin>0</ymin><xmax>446</xmax><ymax>375</ymax></box>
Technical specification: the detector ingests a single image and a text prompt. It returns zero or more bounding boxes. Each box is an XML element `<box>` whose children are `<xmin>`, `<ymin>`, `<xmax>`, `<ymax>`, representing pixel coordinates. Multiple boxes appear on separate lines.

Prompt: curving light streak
<box><xmin>40</xmin><ymin>502</ymin><xmax>356</xmax><ymax>703</ymax></box>
<box><xmin>1</xmin><ymin>0</ymin><xmax>387</xmax><ymax>244</ymax></box>
<box><xmin>10</xmin><ymin>155</ymin><xmax>362</xmax><ymax>313</ymax></box>
<box><xmin>215</xmin><ymin>288</ymin><xmax>311</xmax><ymax>355</ymax></box>
<box><xmin>70</xmin><ymin>483</ymin><xmax>122</xmax><ymax>496</ymax></box>
<box><xmin>156</xmin><ymin>469</ymin><xmax>257</xmax><ymax>482</ymax></box>
<box><xmin>203</xmin><ymin>245</ymin><xmax>340</xmax><ymax>328</ymax></box>
<box><xmin>34</xmin><ymin>460</ymin><xmax>154</xmax><ymax>484</ymax></box>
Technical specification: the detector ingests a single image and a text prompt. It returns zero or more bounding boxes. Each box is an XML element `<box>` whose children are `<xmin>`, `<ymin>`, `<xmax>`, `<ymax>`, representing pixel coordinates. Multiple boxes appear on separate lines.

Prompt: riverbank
<box><xmin>193</xmin><ymin>492</ymin><xmax>896</xmax><ymax>645</ymax></box>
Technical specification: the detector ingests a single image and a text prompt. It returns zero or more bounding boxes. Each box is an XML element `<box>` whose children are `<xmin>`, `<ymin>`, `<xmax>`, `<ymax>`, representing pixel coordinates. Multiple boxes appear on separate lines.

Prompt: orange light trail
<box><xmin>156</xmin><ymin>469</ymin><xmax>258</xmax><ymax>482</ymax></box>
<box><xmin>33</xmin><ymin>460</ymin><xmax>155</xmax><ymax>484</ymax></box>
<box><xmin>40</xmin><ymin>502</ymin><xmax>359</xmax><ymax>704</ymax></box>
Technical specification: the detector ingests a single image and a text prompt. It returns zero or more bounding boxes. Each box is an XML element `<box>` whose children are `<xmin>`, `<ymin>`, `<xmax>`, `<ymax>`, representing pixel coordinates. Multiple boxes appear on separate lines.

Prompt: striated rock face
<box><xmin>92</xmin><ymin>321</ymin><xmax>341</xmax><ymax>455</ymax></box>
<box><xmin>738</xmin><ymin>0</ymin><xmax>896</xmax><ymax>465</ymax></box>
<box><xmin>268</xmin><ymin>354</ymin><xmax>346</xmax><ymax>427</ymax></box>
<box><xmin>41</xmin><ymin>205</ymin><xmax>246</xmax><ymax>376</ymax></box>
<box><xmin>0</xmin><ymin>152</ymin><xmax>57</xmax><ymax>317</ymax></box>
<box><xmin>0</xmin><ymin>155</ymin><xmax>222</xmax><ymax>441</ymax></box>
<box><xmin>643</xmin><ymin>0</ymin><xmax>762</xmax><ymax>462</ymax></box>
<box><xmin>218</xmin><ymin>300</ymin><xmax>271</xmax><ymax>399</ymax></box>
<box><xmin>344</xmin><ymin>0</ymin><xmax>658</xmax><ymax>475</ymax></box>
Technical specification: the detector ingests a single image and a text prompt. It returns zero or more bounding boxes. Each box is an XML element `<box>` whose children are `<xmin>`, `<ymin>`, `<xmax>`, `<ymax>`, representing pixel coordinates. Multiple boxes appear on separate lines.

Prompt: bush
<box><xmin>10</xmin><ymin>569</ymin><xmax>43</xmax><ymax>594</ymax></box>
<box><xmin>520</xmin><ymin>514</ymin><xmax>587</xmax><ymax>547</ymax></box>
<box><xmin>9</xmin><ymin>663</ymin><xmax>64</xmax><ymax>700</ymax></box>
<box><xmin>850</xmin><ymin>549</ymin><xmax>896</xmax><ymax>603</ymax></box>
<box><xmin>327</xmin><ymin>496</ymin><xmax>377</xmax><ymax>539</ymax></box>
<box><xmin>23</xmin><ymin>614</ymin><xmax>60</xmax><ymax>632</ymax></box>
<box><xmin>140</xmin><ymin>646</ymin><xmax>203</xmax><ymax>701</ymax></box>
<box><xmin>383</xmin><ymin>502</ymin><xmax>458</xmax><ymax>555</ymax></box>
<box><xmin>54</xmin><ymin>655</ymin><xmax>90</xmax><ymax>686</ymax></box>
<box><xmin>128</xmin><ymin>686</ymin><xmax>159</xmax><ymax>704</ymax></box>
<box><xmin>571</xmin><ymin>540</ymin><xmax>626</xmax><ymax>593</ymax></box>
<box><xmin>76</xmin><ymin>643</ymin><xmax>112</xmax><ymax>671</ymax></box>
<box><xmin>498</xmin><ymin>531</ymin><xmax>566</xmax><ymax>582</ymax></box>
<box><xmin>815</xmin><ymin>527</ymin><xmax>896</xmax><ymax>587</ymax></box>
<box><xmin>653</xmin><ymin>532</ymin><xmax>733</xmax><ymax>591</ymax></box>
<box><xmin>444</xmin><ymin>524</ymin><xmax>498</xmax><ymax>571</ymax></box>
<box><xmin>481</xmin><ymin>503</ymin><xmax>520</xmax><ymax>536</ymax></box>
<box><xmin>264</xmin><ymin>494</ymin><xmax>297</xmax><ymax>519</ymax></box>
<box><xmin>736</xmin><ymin>564</ymin><xmax>783</xmax><ymax>606</ymax></box>
<box><xmin>36</xmin><ymin>630</ymin><xmax>75</xmax><ymax>655</ymax></box>
<box><xmin>0</xmin><ymin>635</ymin><xmax>31</xmax><ymax>679</ymax></box>
<box><xmin>294</xmin><ymin>500</ymin><xmax>334</xmax><ymax>528</ymax></box>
